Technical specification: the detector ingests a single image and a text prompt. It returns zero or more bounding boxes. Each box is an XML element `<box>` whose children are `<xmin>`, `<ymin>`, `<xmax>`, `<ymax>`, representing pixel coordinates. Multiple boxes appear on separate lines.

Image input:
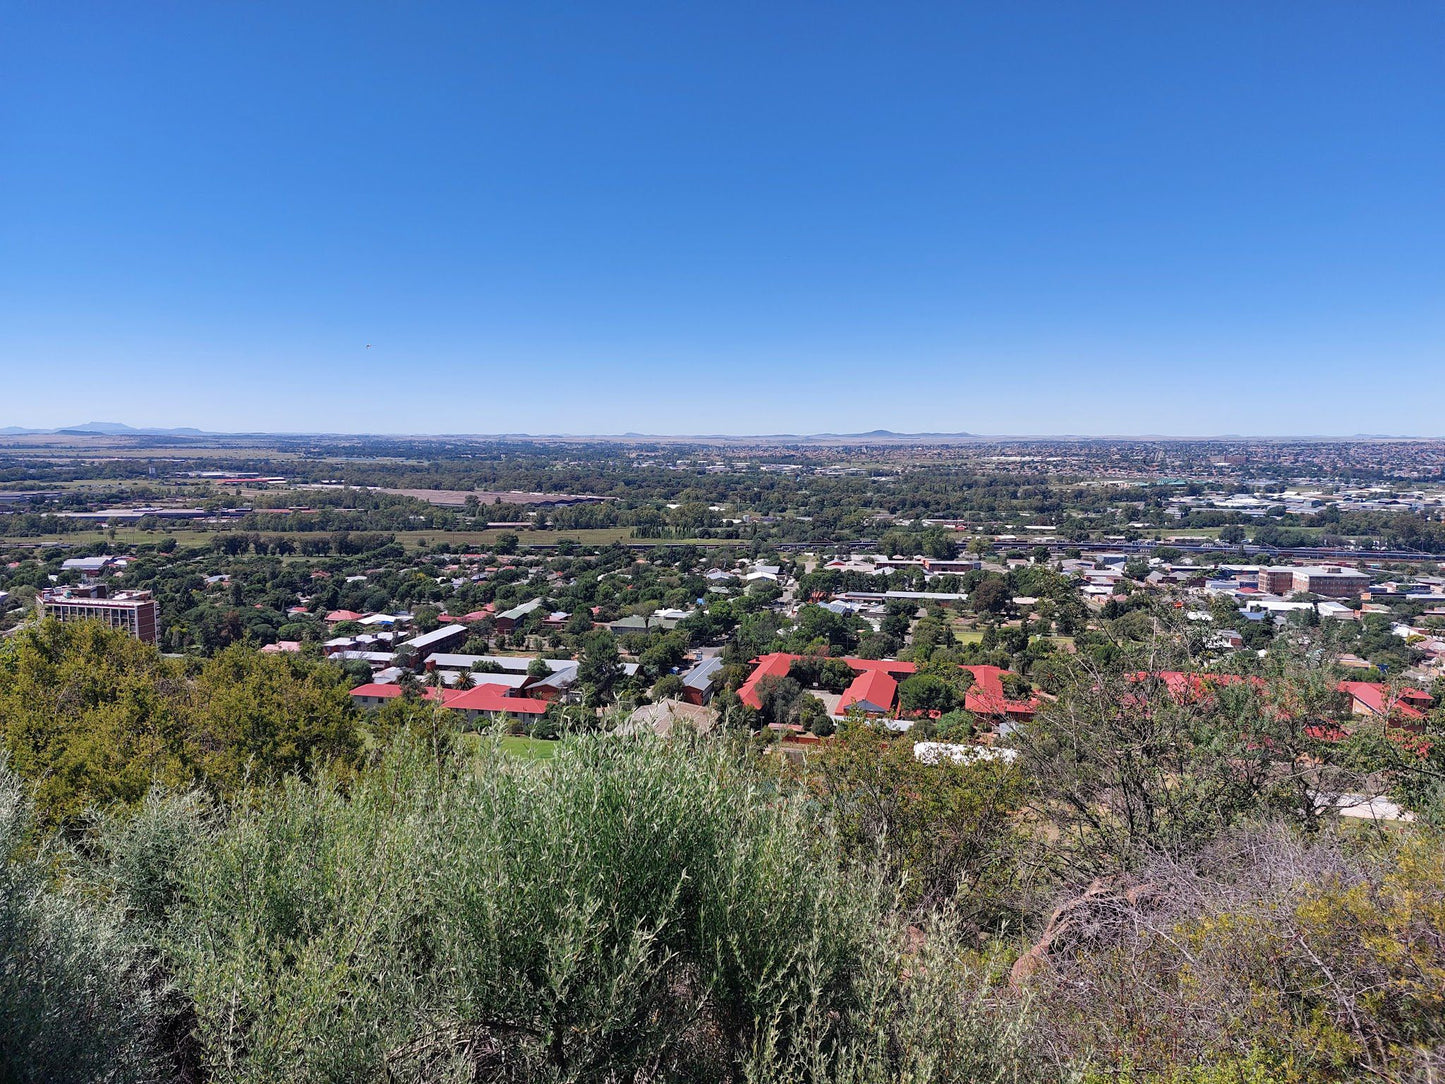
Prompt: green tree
<box><xmin>898</xmin><ymin>673</ymin><xmax>962</xmax><ymax>715</ymax></box>
<box><xmin>0</xmin><ymin>621</ymin><xmax>364</xmax><ymax>831</ymax></box>
<box><xmin>753</xmin><ymin>673</ymin><xmax>804</xmax><ymax>727</ymax></box>
<box><xmin>810</xmin><ymin>722</ymin><xmax>1026</xmax><ymax>917</ymax></box>
<box><xmin>795</xmin><ymin>693</ymin><xmax>832</xmax><ymax>734</ymax></box>
<box><xmin>970</xmin><ymin>576</ymin><xmax>1010</xmax><ymax>616</ymax></box>
<box><xmin>577</xmin><ymin>629</ymin><xmax>623</xmax><ymax>707</ymax></box>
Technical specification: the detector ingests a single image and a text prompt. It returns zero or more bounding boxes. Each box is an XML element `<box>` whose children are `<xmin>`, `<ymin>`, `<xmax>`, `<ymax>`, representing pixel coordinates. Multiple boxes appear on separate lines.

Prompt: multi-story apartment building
<box><xmin>37</xmin><ymin>586</ymin><xmax>159</xmax><ymax>643</ymax></box>
<box><xmin>1257</xmin><ymin>565</ymin><xmax>1369</xmax><ymax>599</ymax></box>
<box><xmin>1293</xmin><ymin>565</ymin><xmax>1370</xmax><ymax>597</ymax></box>
<box><xmin>1257</xmin><ymin>567</ymin><xmax>1297</xmax><ymax>594</ymax></box>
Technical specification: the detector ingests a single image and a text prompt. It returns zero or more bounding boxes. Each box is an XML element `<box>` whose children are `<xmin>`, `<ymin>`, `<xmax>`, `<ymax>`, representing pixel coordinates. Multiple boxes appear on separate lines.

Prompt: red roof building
<box><xmin>1337</xmin><ymin>681</ymin><xmax>1431</xmax><ymax>723</ymax></box>
<box><xmin>447</xmin><ymin>683</ymin><xmax>549</xmax><ymax>718</ymax></box>
<box><xmin>349</xmin><ymin>683</ymin><xmax>452</xmax><ymax>708</ymax></box>
<box><xmin>837</xmin><ymin>669</ymin><xmax>899</xmax><ymax>716</ymax></box>
<box><xmin>735</xmin><ymin>652</ymin><xmax>1044</xmax><ymax>720</ymax></box>
<box><xmin>845</xmin><ymin>658</ymin><xmax>917</xmax><ymax>676</ymax></box>
<box><xmin>1127</xmin><ymin>670</ymin><xmax>1261</xmax><ymax>703</ymax></box>
<box><xmin>738</xmin><ymin>653</ymin><xmax>920</xmax><ymax>710</ymax></box>
<box><xmin>349</xmin><ymin>680</ymin><xmax>549</xmax><ymax>718</ymax></box>
<box><xmin>737</xmin><ymin>652</ymin><xmax>796</xmax><ymax>709</ymax></box>
<box><xmin>962</xmin><ymin>664</ymin><xmax>1041</xmax><ymax>719</ymax></box>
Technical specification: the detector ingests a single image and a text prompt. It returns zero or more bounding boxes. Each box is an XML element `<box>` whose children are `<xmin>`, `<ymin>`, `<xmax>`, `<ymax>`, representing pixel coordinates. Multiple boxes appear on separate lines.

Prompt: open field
<box><xmin>0</xmin><ymin>528</ymin><xmax>183</xmax><ymax>549</ymax></box>
<box><xmin>499</xmin><ymin>735</ymin><xmax>558</xmax><ymax>759</ymax></box>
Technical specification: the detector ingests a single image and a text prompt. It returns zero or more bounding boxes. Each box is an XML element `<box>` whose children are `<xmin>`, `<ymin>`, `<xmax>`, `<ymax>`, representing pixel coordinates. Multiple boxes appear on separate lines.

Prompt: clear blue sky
<box><xmin>2</xmin><ymin>2</ymin><xmax>1442</xmax><ymax>436</ymax></box>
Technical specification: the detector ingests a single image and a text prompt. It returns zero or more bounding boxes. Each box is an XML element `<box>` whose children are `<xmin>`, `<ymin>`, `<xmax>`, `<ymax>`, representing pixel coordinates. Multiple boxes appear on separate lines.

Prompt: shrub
<box><xmin>0</xmin><ymin>761</ymin><xmax>163</xmax><ymax>1083</ymax></box>
<box><xmin>49</xmin><ymin>733</ymin><xmax>1042</xmax><ymax>1083</ymax></box>
<box><xmin>1023</xmin><ymin>825</ymin><xmax>1445</xmax><ymax>1081</ymax></box>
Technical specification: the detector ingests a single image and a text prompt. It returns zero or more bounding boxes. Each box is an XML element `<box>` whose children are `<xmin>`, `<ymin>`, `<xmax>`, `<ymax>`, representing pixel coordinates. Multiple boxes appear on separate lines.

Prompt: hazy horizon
<box><xmin>3</xmin><ymin>420</ymin><xmax>1443</xmax><ymax>443</ymax></box>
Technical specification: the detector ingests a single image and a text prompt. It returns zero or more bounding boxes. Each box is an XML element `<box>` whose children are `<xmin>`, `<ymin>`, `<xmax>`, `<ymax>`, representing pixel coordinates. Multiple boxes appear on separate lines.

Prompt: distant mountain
<box><xmin>60</xmin><ymin>421</ymin><xmax>142</xmax><ymax>434</ymax></box>
<box><xmin>57</xmin><ymin>421</ymin><xmax>207</xmax><ymax>436</ymax></box>
<box><xmin>1</xmin><ymin>422</ymin><xmax>209</xmax><ymax>437</ymax></box>
<box><xmin>830</xmin><ymin>430</ymin><xmax>975</xmax><ymax>439</ymax></box>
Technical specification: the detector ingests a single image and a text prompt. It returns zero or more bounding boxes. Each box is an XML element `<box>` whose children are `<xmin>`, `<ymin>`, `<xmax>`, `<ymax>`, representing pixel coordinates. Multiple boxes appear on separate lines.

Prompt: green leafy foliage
<box><xmin>808</xmin><ymin>722</ymin><xmax>1027</xmax><ymax>918</ymax></box>
<box><xmin>0</xmin><ymin>620</ymin><xmax>364</xmax><ymax>830</ymax></box>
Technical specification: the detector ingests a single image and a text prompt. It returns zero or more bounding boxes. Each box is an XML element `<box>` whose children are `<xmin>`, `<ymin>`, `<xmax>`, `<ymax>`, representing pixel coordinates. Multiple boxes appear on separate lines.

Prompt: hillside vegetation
<box><xmin>1</xmin><ymin>622</ymin><xmax>1443</xmax><ymax>1083</ymax></box>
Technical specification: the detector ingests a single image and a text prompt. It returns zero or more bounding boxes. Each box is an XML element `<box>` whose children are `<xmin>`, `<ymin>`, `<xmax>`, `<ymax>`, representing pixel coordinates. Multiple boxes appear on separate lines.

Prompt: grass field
<box><xmin>0</xmin><ymin>528</ymin><xmax>180</xmax><ymax>549</ymax></box>
<box><xmin>499</xmin><ymin>735</ymin><xmax>558</xmax><ymax>759</ymax></box>
<box><xmin>457</xmin><ymin>732</ymin><xmax>558</xmax><ymax>760</ymax></box>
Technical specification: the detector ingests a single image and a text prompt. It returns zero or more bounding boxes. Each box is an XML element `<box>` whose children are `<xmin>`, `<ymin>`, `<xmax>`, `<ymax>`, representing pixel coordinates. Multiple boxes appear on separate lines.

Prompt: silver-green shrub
<box><xmin>0</xmin><ymin>762</ymin><xmax>163</xmax><ymax>1083</ymax></box>
<box><xmin>149</xmin><ymin>732</ymin><xmax>1041</xmax><ymax>1084</ymax></box>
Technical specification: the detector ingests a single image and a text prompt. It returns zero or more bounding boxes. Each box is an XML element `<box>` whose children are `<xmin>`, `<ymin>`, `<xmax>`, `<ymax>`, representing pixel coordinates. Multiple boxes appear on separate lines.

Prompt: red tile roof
<box><xmin>846</xmin><ymin>658</ymin><xmax>917</xmax><ymax>675</ymax></box>
<box><xmin>350</xmin><ymin>681</ymin><xmax>549</xmax><ymax>716</ymax></box>
<box><xmin>738</xmin><ymin>653</ymin><xmax>919</xmax><ymax>709</ymax></box>
<box><xmin>838</xmin><ymin>669</ymin><xmax>898</xmax><ymax>715</ymax></box>
<box><xmin>1336</xmin><ymin>681</ymin><xmax>1429</xmax><ymax>721</ymax></box>
<box><xmin>447</xmin><ymin>683</ymin><xmax>549</xmax><ymax>715</ymax></box>
<box><xmin>1128</xmin><ymin>670</ymin><xmax>1262</xmax><ymax>703</ymax></box>
<box><xmin>738</xmin><ymin>652</ymin><xmax>797</xmax><ymax>709</ymax></box>
<box><xmin>736</xmin><ymin>653</ymin><xmax>1039</xmax><ymax>718</ymax></box>
<box><xmin>963</xmin><ymin>664</ymin><xmax>1040</xmax><ymax>718</ymax></box>
<box><xmin>349</xmin><ymin>683</ymin><xmax>451</xmax><ymax>703</ymax></box>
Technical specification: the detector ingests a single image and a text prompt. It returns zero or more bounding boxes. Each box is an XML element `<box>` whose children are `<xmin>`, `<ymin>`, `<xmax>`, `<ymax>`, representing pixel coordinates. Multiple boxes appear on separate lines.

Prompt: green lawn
<box><xmin>0</xmin><ymin>528</ymin><xmax>178</xmax><ymax>549</ymax></box>
<box><xmin>499</xmin><ymin>735</ymin><xmax>558</xmax><ymax>759</ymax></box>
<box><xmin>457</xmin><ymin>732</ymin><xmax>558</xmax><ymax>760</ymax></box>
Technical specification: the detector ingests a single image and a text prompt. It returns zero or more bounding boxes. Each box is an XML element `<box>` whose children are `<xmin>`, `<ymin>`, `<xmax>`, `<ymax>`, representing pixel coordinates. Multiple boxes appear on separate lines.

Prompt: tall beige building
<box><xmin>37</xmin><ymin>587</ymin><xmax>159</xmax><ymax>643</ymax></box>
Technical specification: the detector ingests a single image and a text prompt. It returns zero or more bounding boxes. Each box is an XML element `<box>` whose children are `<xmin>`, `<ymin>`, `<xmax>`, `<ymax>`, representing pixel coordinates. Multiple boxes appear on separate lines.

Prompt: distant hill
<box><xmin>2</xmin><ymin>422</ymin><xmax>209</xmax><ymax>437</ymax></box>
<box><xmin>826</xmin><ymin>430</ymin><xmax>975</xmax><ymax>439</ymax></box>
<box><xmin>59</xmin><ymin>421</ymin><xmax>208</xmax><ymax>436</ymax></box>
